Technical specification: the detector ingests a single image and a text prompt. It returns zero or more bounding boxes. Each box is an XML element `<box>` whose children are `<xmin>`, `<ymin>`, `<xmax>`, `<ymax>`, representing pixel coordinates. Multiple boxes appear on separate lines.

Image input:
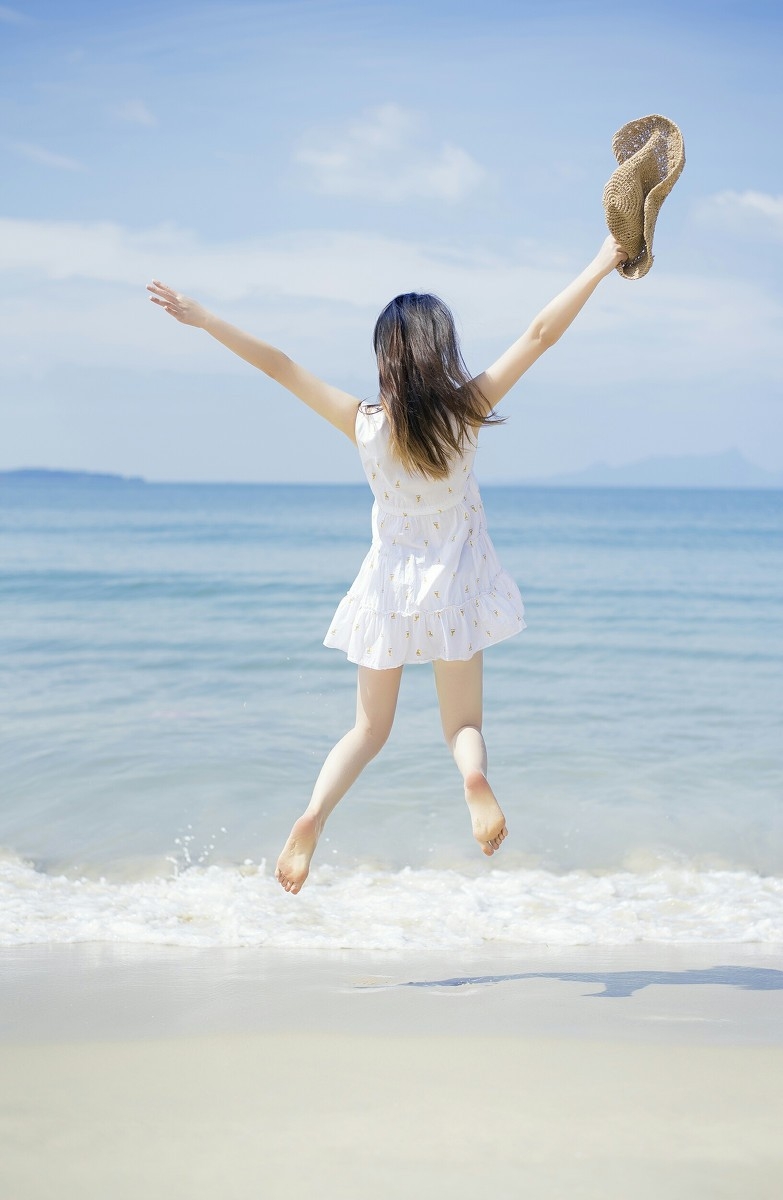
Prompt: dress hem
<box><xmin>323</xmin><ymin>619</ymin><xmax>527</xmax><ymax>669</ymax></box>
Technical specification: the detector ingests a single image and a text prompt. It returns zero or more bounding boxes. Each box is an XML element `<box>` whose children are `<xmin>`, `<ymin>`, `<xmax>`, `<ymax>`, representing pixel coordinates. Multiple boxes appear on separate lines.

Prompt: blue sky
<box><xmin>1</xmin><ymin>0</ymin><xmax>781</xmax><ymax>482</ymax></box>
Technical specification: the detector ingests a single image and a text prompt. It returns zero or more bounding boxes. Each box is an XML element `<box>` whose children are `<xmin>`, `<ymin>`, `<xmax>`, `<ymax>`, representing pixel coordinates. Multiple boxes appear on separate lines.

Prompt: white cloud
<box><xmin>8</xmin><ymin>141</ymin><xmax>84</xmax><ymax>171</ymax></box>
<box><xmin>113</xmin><ymin>99</ymin><xmax>158</xmax><ymax>127</ymax></box>
<box><xmin>0</xmin><ymin>216</ymin><xmax>781</xmax><ymax>390</ymax></box>
<box><xmin>295</xmin><ymin>104</ymin><xmax>487</xmax><ymax>203</ymax></box>
<box><xmin>695</xmin><ymin>190</ymin><xmax>783</xmax><ymax>241</ymax></box>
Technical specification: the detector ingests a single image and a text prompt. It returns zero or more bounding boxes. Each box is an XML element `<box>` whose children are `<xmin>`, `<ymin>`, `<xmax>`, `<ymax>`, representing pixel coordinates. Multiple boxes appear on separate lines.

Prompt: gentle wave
<box><xmin>1</xmin><ymin>854</ymin><xmax>781</xmax><ymax>949</ymax></box>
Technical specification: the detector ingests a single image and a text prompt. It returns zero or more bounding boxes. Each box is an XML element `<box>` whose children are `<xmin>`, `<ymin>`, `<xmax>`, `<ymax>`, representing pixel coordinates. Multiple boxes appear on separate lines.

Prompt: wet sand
<box><xmin>1</xmin><ymin>942</ymin><xmax>781</xmax><ymax>1199</ymax></box>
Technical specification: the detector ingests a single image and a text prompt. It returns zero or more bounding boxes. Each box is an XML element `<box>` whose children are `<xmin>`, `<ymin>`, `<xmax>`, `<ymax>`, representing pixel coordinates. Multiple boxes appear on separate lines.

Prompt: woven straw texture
<box><xmin>602</xmin><ymin>114</ymin><xmax>685</xmax><ymax>280</ymax></box>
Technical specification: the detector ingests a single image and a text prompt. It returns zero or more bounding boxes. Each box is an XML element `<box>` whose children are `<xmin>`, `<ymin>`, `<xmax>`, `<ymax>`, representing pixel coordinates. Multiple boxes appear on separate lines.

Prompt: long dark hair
<box><xmin>372</xmin><ymin>292</ymin><xmax>503</xmax><ymax>480</ymax></box>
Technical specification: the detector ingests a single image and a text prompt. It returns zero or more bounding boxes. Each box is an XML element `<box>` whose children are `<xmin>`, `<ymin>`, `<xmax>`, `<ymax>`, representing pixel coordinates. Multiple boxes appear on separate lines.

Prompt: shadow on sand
<box><xmin>364</xmin><ymin>966</ymin><xmax>783</xmax><ymax>998</ymax></box>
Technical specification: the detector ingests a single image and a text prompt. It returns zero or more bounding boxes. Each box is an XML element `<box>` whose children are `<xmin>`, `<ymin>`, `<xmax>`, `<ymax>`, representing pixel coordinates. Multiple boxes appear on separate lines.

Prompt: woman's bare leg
<box><xmin>432</xmin><ymin>652</ymin><xmax>508</xmax><ymax>856</ymax></box>
<box><xmin>275</xmin><ymin>664</ymin><xmax>404</xmax><ymax>893</ymax></box>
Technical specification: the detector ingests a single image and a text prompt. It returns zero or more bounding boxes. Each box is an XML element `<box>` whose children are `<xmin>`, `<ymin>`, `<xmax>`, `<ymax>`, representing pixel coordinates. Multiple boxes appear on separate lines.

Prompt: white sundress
<box><xmin>323</xmin><ymin>403</ymin><xmax>526</xmax><ymax>669</ymax></box>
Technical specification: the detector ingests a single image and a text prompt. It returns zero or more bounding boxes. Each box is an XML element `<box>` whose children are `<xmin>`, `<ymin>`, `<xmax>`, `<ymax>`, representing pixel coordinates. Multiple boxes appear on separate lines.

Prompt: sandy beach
<box><xmin>2</xmin><ymin>941</ymin><xmax>781</xmax><ymax>1199</ymax></box>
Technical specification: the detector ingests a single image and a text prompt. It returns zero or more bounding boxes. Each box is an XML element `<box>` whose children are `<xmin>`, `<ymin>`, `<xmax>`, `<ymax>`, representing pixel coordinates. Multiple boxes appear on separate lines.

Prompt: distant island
<box><xmin>517</xmin><ymin>449</ymin><xmax>783</xmax><ymax>489</ymax></box>
<box><xmin>1</xmin><ymin>450</ymin><xmax>781</xmax><ymax>489</ymax></box>
<box><xmin>0</xmin><ymin>468</ymin><xmax>145</xmax><ymax>486</ymax></box>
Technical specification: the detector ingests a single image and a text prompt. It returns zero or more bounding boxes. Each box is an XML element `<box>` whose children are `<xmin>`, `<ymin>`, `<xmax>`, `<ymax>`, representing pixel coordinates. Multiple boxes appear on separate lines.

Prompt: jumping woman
<box><xmin>147</xmin><ymin>232</ymin><xmax>627</xmax><ymax>893</ymax></box>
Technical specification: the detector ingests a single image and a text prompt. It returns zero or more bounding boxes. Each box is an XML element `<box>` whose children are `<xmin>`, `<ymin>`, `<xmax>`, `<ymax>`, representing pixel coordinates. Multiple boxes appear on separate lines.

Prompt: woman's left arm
<box><xmin>469</xmin><ymin>235</ymin><xmax>628</xmax><ymax>411</ymax></box>
<box><xmin>147</xmin><ymin>280</ymin><xmax>360</xmax><ymax>442</ymax></box>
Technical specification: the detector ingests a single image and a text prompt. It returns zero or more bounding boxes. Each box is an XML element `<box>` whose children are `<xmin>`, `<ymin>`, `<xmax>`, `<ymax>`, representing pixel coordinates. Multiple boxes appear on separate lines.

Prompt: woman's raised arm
<box><xmin>146</xmin><ymin>281</ymin><xmax>361</xmax><ymax>442</ymax></box>
<box><xmin>471</xmin><ymin>234</ymin><xmax>628</xmax><ymax>411</ymax></box>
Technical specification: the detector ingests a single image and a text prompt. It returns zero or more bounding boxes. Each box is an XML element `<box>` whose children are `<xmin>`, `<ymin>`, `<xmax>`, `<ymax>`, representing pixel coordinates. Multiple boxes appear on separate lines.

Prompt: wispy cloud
<box><xmin>295</xmin><ymin>104</ymin><xmax>487</xmax><ymax>204</ymax></box>
<box><xmin>694</xmin><ymin>190</ymin><xmax>783</xmax><ymax>241</ymax></box>
<box><xmin>9</xmin><ymin>141</ymin><xmax>84</xmax><ymax>171</ymax></box>
<box><xmin>113</xmin><ymin>99</ymin><xmax>158</xmax><ymax>127</ymax></box>
<box><xmin>0</xmin><ymin>4</ymin><xmax>29</xmax><ymax>23</ymax></box>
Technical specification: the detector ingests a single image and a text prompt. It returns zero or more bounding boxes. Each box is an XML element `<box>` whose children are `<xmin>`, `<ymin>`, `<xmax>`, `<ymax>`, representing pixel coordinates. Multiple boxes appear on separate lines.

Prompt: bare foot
<box><xmin>275</xmin><ymin>813</ymin><xmax>321</xmax><ymax>893</ymax></box>
<box><xmin>464</xmin><ymin>770</ymin><xmax>508</xmax><ymax>857</ymax></box>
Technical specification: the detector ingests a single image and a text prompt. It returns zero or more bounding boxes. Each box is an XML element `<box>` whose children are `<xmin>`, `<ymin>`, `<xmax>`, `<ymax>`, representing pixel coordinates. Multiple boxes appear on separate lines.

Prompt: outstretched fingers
<box><xmin>145</xmin><ymin>281</ymin><xmax>208</xmax><ymax>327</ymax></box>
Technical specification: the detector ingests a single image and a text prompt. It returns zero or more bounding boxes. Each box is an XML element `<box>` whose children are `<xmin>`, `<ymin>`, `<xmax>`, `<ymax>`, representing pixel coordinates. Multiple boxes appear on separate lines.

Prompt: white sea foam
<box><xmin>1</xmin><ymin>854</ymin><xmax>781</xmax><ymax>949</ymax></box>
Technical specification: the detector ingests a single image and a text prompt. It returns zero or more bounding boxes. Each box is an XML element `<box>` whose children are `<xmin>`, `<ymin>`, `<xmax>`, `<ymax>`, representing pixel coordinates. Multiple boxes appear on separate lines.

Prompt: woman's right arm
<box><xmin>471</xmin><ymin>234</ymin><xmax>628</xmax><ymax>410</ymax></box>
<box><xmin>146</xmin><ymin>281</ymin><xmax>361</xmax><ymax>442</ymax></box>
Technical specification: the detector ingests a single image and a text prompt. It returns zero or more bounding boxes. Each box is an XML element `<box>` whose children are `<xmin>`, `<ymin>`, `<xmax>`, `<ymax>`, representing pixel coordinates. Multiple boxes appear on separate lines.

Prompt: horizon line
<box><xmin>1</xmin><ymin>467</ymin><xmax>782</xmax><ymax>491</ymax></box>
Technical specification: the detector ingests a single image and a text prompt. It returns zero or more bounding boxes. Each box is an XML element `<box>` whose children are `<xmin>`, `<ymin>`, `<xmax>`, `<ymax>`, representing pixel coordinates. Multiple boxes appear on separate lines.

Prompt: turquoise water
<box><xmin>1</xmin><ymin>477</ymin><xmax>781</xmax><ymax>947</ymax></box>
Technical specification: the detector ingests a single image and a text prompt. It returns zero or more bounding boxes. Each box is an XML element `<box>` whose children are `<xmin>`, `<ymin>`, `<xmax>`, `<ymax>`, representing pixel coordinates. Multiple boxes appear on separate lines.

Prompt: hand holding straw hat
<box><xmin>603</xmin><ymin>114</ymin><xmax>685</xmax><ymax>280</ymax></box>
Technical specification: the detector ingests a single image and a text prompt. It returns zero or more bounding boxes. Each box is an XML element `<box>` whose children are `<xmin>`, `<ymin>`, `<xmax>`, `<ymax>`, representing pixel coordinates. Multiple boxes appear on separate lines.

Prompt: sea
<box><xmin>1</xmin><ymin>475</ymin><xmax>781</xmax><ymax>950</ymax></box>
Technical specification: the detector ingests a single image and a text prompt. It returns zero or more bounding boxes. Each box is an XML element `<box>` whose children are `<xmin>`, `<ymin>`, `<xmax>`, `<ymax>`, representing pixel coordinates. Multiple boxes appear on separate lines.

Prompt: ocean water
<box><xmin>1</xmin><ymin>476</ymin><xmax>781</xmax><ymax>948</ymax></box>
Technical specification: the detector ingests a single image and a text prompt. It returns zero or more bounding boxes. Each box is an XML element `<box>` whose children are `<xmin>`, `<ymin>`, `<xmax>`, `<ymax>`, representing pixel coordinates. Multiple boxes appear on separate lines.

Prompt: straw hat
<box><xmin>602</xmin><ymin>114</ymin><xmax>685</xmax><ymax>280</ymax></box>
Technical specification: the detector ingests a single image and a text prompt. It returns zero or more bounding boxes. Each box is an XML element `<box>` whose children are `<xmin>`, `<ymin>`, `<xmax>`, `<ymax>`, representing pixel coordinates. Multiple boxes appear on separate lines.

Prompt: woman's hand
<box><xmin>147</xmin><ymin>280</ymin><xmax>210</xmax><ymax>328</ymax></box>
<box><xmin>593</xmin><ymin>234</ymin><xmax>630</xmax><ymax>277</ymax></box>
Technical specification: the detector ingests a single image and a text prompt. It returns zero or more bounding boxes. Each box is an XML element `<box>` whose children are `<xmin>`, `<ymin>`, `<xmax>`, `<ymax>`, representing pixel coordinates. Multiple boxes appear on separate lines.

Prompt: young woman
<box><xmin>148</xmin><ymin>232</ymin><xmax>628</xmax><ymax>893</ymax></box>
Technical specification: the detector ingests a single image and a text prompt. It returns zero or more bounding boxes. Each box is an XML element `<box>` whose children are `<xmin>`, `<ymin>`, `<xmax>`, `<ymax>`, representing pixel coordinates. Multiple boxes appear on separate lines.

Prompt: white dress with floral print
<box><xmin>324</xmin><ymin>404</ymin><xmax>526</xmax><ymax>669</ymax></box>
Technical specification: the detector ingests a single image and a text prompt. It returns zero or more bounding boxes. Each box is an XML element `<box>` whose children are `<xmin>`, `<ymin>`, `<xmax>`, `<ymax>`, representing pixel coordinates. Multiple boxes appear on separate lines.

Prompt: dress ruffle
<box><xmin>324</xmin><ymin>570</ymin><xmax>525</xmax><ymax>668</ymax></box>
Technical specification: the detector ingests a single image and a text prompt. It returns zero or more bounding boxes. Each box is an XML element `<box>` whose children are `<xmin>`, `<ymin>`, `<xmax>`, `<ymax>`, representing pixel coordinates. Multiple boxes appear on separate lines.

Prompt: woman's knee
<box><xmin>443</xmin><ymin>721</ymin><xmax>483</xmax><ymax>751</ymax></box>
<box><xmin>354</xmin><ymin>719</ymin><xmax>392</xmax><ymax>757</ymax></box>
